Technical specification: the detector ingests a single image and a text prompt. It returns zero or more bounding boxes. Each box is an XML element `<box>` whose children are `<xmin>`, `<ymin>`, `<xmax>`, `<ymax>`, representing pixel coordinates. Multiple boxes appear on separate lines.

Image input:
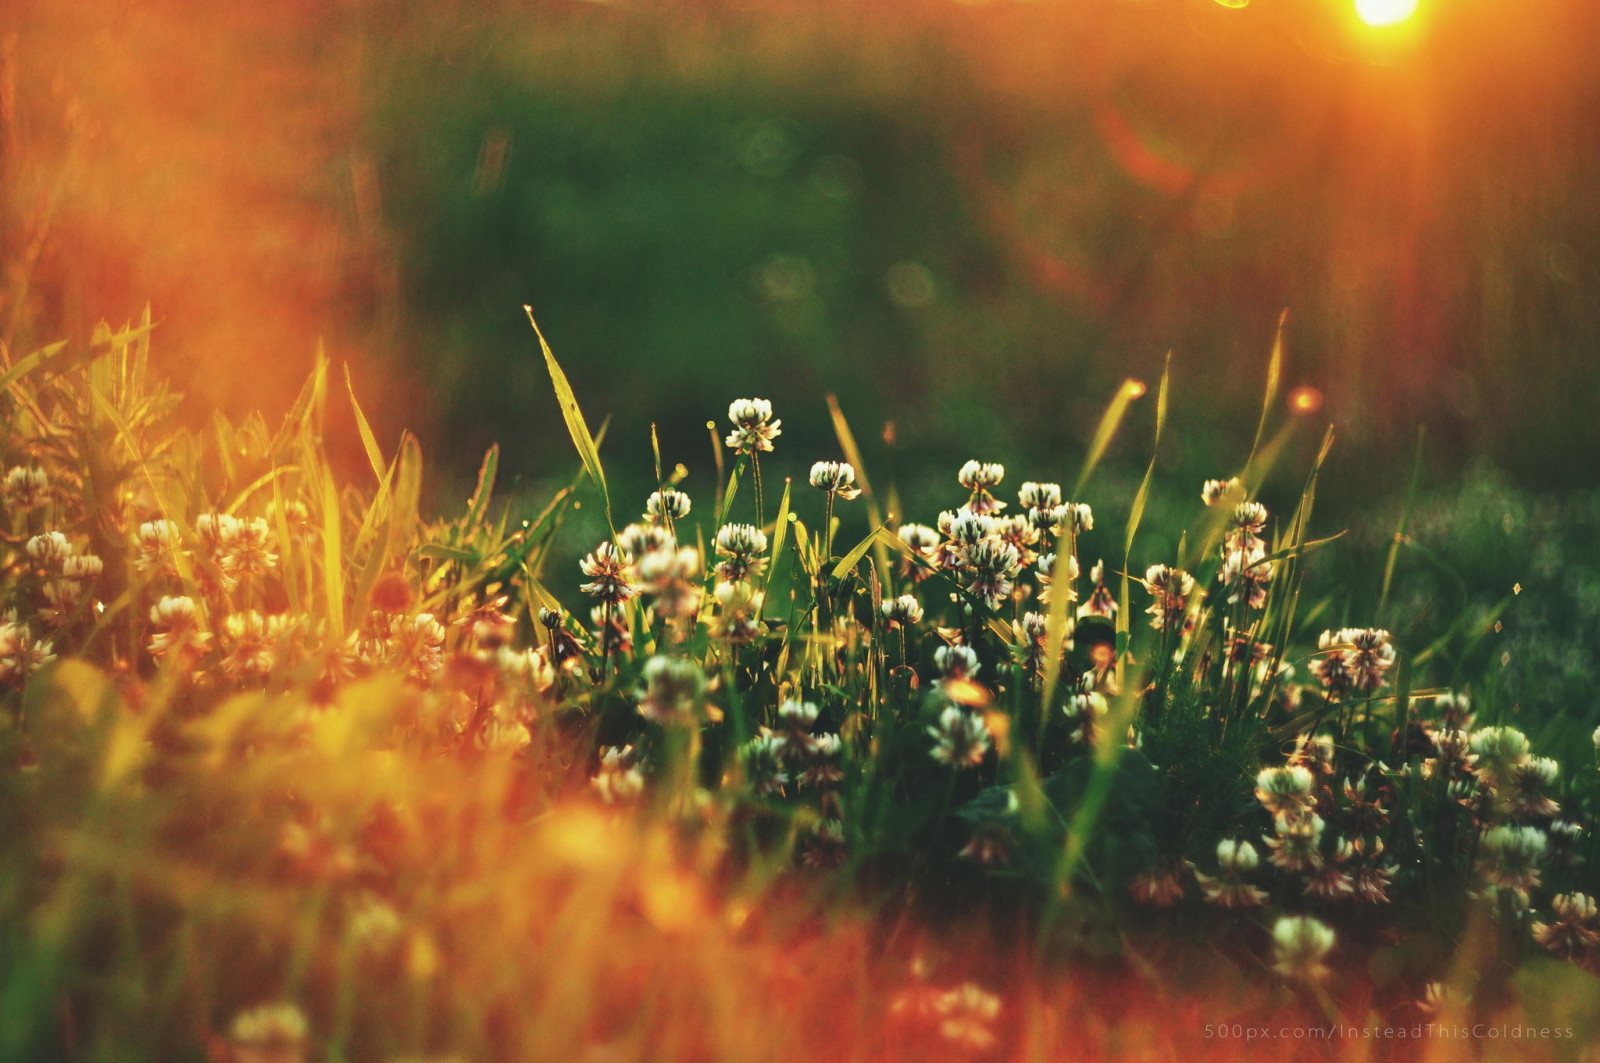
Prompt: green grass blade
<box><xmin>1073</xmin><ymin>377</ymin><xmax>1147</xmax><ymax>497</ymax></box>
<box><xmin>1247</xmin><ymin>309</ymin><xmax>1287</xmax><ymax>468</ymax></box>
<box><xmin>344</xmin><ymin>362</ymin><xmax>387</xmax><ymax>484</ymax></box>
<box><xmin>525</xmin><ymin>306</ymin><xmax>613</xmax><ymax>533</ymax></box>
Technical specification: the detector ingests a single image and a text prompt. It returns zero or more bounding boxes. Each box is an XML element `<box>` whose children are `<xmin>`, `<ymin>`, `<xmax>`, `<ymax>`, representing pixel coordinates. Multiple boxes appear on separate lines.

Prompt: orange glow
<box><xmin>1287</xmin><ymin>386</ymin><xmax>1324</xmax><ymax>416</ymax></box>
<box><xmin>1354</xmin><ymin>0</ymin><xmax>1419</xmax><ymax>27</ymax></box>
<box><xmin>1123</xmin><ymin>379</ymin><xmax>1148</xmax><ymax>400</ymax></box>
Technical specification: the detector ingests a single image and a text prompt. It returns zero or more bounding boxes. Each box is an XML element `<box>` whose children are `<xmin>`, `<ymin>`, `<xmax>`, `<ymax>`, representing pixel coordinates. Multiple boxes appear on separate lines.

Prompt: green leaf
<box><xmin>1247</xmin><ymin>309</ymin><xmax>1287</xmax><ymax>469</ymax></box>
<box><xmin>1074</xmin><ymin>376</ymin><xmax>1146</xmax><ymax>497</ymax></box>
<box><xmin>344</xmin><ymin>362</ymin><xmax>386</xmax><ymax>484</ymax></box>
<box><xmin>525</xmin><ymin>306</ymin><xmax>613</xmax><ymax>532</ymax></box>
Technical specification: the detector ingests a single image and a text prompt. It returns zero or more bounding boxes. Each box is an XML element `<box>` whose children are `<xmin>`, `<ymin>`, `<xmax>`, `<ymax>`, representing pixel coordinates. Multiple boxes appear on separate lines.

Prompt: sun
<box><xmin>1354</xmin><ymin>0</ymin><xmax>1419</xmax><ymax>27</ymax></box>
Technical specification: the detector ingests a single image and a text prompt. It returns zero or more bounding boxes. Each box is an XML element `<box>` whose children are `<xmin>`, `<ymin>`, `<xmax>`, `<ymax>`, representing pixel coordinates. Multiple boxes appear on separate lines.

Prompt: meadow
<box><xmin>0</xmin><ymin>310</ymin><xmax>1596</xmax><ymax>1061</ymax></box>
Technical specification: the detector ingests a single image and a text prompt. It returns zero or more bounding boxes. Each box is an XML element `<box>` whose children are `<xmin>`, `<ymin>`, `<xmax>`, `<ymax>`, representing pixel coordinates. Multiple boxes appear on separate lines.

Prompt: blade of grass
<box><xmin>1246</xmin><ymin>310</ymin><xmax>1287</xmax><ymax>470</ymax></box>
<box><xmin>524</xmin><ymin>306</ymin><xmax>613</xmax><ymax>535</ymax></box>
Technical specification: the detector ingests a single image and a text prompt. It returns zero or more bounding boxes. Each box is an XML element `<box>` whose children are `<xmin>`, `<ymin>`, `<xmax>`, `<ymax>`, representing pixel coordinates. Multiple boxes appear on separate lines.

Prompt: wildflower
<box><xmin>25</xmin><ymin>531</ymin><xmax>72</xmax><ymax>569</ymax></box>
<box><xmin>799</xmin><ymin>732</ymin><xmax>845</xmax><ymax>789</ymax></box>
<box><xmin>227</xmin><ymin>1002</ymin><xmax>309</xmax><ymax>1062</ymax></box>
<box><xmin>714</xmin><ymin>523</ymin><xmax>768</xmax><ymax>582</ymax></box>
<box><xmin>934</xmin><ymin>644</ymin><xmax>979</xmax><ymax>681</ymax></box>
<box><xmin>957</xmin><ymin>460</ymin><xmax>1006</xmax><ymax>515</ymax></box>
<box><xmin>801</xmin><ymin>819</ymin><xmax>847</xmax><ymax>869</ymax></box>
<box><xmin>1034</xmin><ymin>550</ymin><xmax>1079</xmax><ymax>606</ymax></box>
<box><xmin>1264</xmin><ymin>811</ymin><xmax>1324</xmax><ymax>873</ymax></box>
<box><xmin>1470</xmin><ymin>725</ymin><xmax>1531</xmax><ymax>790</ymax></box>
<box><xmin>1018</xmin><ymin>481</ymin><xmax>1061</xmax><ymax>511</ymax></box>
<box><xmin>995</xmin><ymin>513</ymin><xmax>1043</xmax><ymax>567</ymax></box>
<box><xmin>1478</xmin><ymin>824</ymin><xmax>1547</xmax><ymax>895</ymax></box>
<box><xmin>0</xmin><ymin>615</ymin><xmax>54</xmax><ymax>684</ymax></box>
<box><xmin>617</xmin><ymin>521</ymin><xmax>675</xmax><ymax>560</ymax></box>
<box><xmin>347</xmin><ymin>894</ymin><xmax>403</xmax><ymax>955</ymax></box>
<box><xmin>457</xmin><ymin>594</ymin><xmax>516</xmax><ymax>654</ymax></box>
<box><xmin>1255</xmin><ymin>765</ymin><xmax>1317</xmax><ymax>817</ymax></box>
<box><xmin>497</xmin><ymin>645</ymin><xmax>556</xmax><ymax>695</ymax></box>
<box><xmin>1313</xmin><ymin>630</ymin><xmax>1352</xmax><ymax>698</ymax></box>
<box><xmin>959</xmin><ymin>824</ymin><xmax>1012</xmax><ymax>867</ymax></box>
<box><xmin>635</xmin><ymin>545</ymin><xmax>703</xmax><ymax>621</ymax></box>
<box><xmin>1532</xmin><ymin>893</ymin><xmax>1600</xmax><ymax>959</ymax></box>
<box><xmin>1197</xmin><ymin>839</ymin><xmax>1267</xmax><ymax>908</ymax></box>
<box><xmin>1201</xmin><ymin>477</ymin><xmax>1242</xmax><ymax>506</ymax></box>
<box><xmin>135</xmin><ymin>519</ymin><xmax>180</xmax><ymax>574</ymax></box>
<box><xmin>1341</xmin><ymin>773</ymin><xmax>1392</xmax><ymax>834</ymax></box>
<box><xmin>1504</xmin><ymin>756</ymin><xmax>1560</xmax><ymax>820</ymax></box>
<box><xmin>1349</xmin><ymin>838</ymin><xmax>1397</xmax><ymax>904</ymax></box>
<box><xmin>1343</xmin><ymin>628</ymin><xmax>1395</xmax><ymax>693</ymax></box>
<box><xmin>1304</xmin><ymin>838</ymin><xmax>1357</xmax><ymax>901</ymax></box>
<box><xmin>3</xmin><ymin>465</ymin><xmax>50</xmax><ymax>511</ymax></box>
<box><xmin>592</xmin><ymin>745</ymin><xmax>647</xmax><ymax>803</ymax></box>
<box><xmin>881</xmin><ymin>593</ymin><xmax>923</xmax><ymax>627</ymax></box>
<box><xmin>644</xmin><ymin>488</ymin><xmax>691</xmax><ymax>523</ymax></box>
<box><xmin>1130</xmin><ymin>860</ymin><xmax>1190</xmax><ymax>907</ymax></box>
<box><xmin>1061</xmin><ymin>677</ymin><xmax>1108</xmax><ymax>744</ymax></box>
<box><xmin>220</xmin><ymin>516</ymin><xmax>277</xmax><ymax>579</ymax></box>
<box><xmin>740</xmin><ymin>732</ymin><xmax>789</xmax><ymax>796</ymax></box>
<box><xmin>931</xmin><ymin>983</ymin><xmax>1002</xmax><ymax>1051</ymax></box>
<box><xmin>1014</xmin><ymin>610</ymin><xmax>1071</xmax><ymax>675</ymax></box>
<box><xmin>148</xmin><ymin>595</ymin><xmax>211</xmax><ymax>660</ymax></box>
<box><xmin>579</xmin><ymin>542</ymin><xmax>636</xmax><ymax>604</ymax></box>
<box><xmin>808</xmin><ymin>460</ymin><xmax>861</xmax><ymax>499</ymax></box>
<box><xmin>961</xmin><ymin>537</ymin><xmax>1020</xmax><ymax>608</ymax></box>
<box><xmin>1078</xmin><ymin>560</ymin><xmax>1117</xmax><ymax>619</ymax></box>
<box><xmin>711</xmin><ymin>580</ymin><xmax>764</xmax><ymax>644</ymax></box>
<box><xmin>725</xmin><ymin>398</ymin><xmax>781</xmax><ymax>454</ymax></box>
<box><xmin>221</xmin><ymin>612</ymin><xmax>280</xmax><ymax>681</ymax></box>
<box><xmin>391</xmin><ymin>613</ymin><xmax>446</xmax><ymax>684</ymax></box>
<box><xmin>1271</xmin><ymin>915</ymin><xmax>1336</xmax><ymax>982</ymax></box>
<box><xmin>637</xmin><ymin>655</ymin><xmax>706</xmax><ymax>724</ymax></box>
<box><xmin>928</xmin><ymin>705</ymin><xmax>991</xmax><ymax>769</ymax></box>
<box><xmin>895</xmin><ymin>523</ymin><xmax>942</xmax><ymax>581</ymax></box>
<box><xmin>773</xmin><ymin>697</ymin><xmax>821</xmax><ymax>763</ymax></box>
<box><xmin>1232</xmin><ymin>501</ymin><xmax>1269</xmax><ymax>535</ymax></box>
<box><xmin>1142</xmin><ymin>564</ymin><xmax>1195</xmax><ymax>631</ymax></box>
<box><xmin>62</xmin><ymin>554</ymin><xmax>103</xmax><ymax>581</ymax></box>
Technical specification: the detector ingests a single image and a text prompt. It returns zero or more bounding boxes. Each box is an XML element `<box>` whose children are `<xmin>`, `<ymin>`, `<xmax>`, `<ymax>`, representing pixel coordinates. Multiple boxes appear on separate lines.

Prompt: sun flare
<box><xmin>1354</xmin><ymin>0</ymin><xmax>1419</xmax><ymax>27</ymax></box>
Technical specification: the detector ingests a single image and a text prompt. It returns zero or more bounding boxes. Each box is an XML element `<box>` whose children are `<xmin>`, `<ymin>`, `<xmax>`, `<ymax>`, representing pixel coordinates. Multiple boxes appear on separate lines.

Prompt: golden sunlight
<box><xmin>1354</xmin><ymin>0</ymin><xmax>1419</xmax><ymax>27</ymax></box>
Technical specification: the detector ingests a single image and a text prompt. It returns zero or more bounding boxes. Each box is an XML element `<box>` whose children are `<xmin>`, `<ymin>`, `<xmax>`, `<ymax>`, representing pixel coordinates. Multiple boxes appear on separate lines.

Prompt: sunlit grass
<box><xmin>0</xmin><ymin>313</ymin><xmax>1595</xmax><ymax>1061</ymax></box>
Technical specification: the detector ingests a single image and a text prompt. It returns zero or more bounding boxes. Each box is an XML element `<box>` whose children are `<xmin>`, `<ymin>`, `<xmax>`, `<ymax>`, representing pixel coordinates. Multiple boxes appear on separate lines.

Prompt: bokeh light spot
<box><xmin>1288</xmin><ymin>386</ymin><xmax>1324</xmax><ymax>416</ymax></box>
<box><xmin>1354</xmin><ymin>0</ymin><xmax>1418</xmax><ymax>27</ymax></box>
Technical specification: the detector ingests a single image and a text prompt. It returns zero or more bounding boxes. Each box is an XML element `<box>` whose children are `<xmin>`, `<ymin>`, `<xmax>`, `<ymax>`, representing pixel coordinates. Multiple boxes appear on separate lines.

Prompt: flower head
<box><xmin>808</xmin><ymin>460</ymin><xmax>861</xmax><ymax>499</ymax></box>
<box><xmin>725</xmin><ymin>398</ymin><xmax>781</xmax><ymax>454</ymax></box>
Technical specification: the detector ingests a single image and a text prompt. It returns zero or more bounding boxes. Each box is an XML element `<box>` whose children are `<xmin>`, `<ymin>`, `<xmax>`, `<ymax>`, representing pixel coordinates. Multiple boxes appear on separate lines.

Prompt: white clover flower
<box><xmin>3</xmin><ymin>465</ymin><xmax>50</xmax><ymax>510</ymax></box>
<box><xmin>1271</xmin><ymin>915</ymin><xmax>1336</xmax><ymax>982</ymax></box>
<box><xmin>1201</xmin><ymin>477</ymin><xmax>1242</xmax><ymax>507</ymax></box>
<box><xmin>808</xmin><ymin>460</ymin><xmax>861</xmax><ymax>499</ymax></box>
<box><xmin>635</xmin><ymin>545</ymin><xmax>703</xmax><ymax>620</ymax></box>
<box><xmin>1479</xmin><ymin>824</ymin><xmax>1547</xmax><ymax>894</ymax></box>
<box><xmin>725</xmin><ymin>398</ymin><xmax>781</xmax><ymax>454</ymax></box>
<box><xmin>1264</xmin><ymin>811</ymin><xmax>1325</xmax><ymax>873</ymax></box>
<box><xmin>1232</xmin><ymin>500</ymin><xmax>1269</xmax><ymax>534</ymax></box>
<box><xmin>227</xmin><ymin>1002</ymin><xmax>309</xmax><ymax>1051</ymax></box>
<box><xmin>1255</xmin><ymin>765</ymin><xmax>1316</xmax><ymax>816</ymax></box>
<box><xmin>957</xmin><ymin>460</ymin><xmax>1005</xmax><ymax>491</ymax></box>
<box><xmin>1142</xmin><ymin>564</ymin><xmax>1195</xmax><ymax>631</ymax></box>
<box><xmin>776</xmin><ymin>697</ymin><xmax>820</xmax><ymax>731</ymax></box>
<box><xmin>1470</xmin><ymin>725</ymin><xmax>1531</xmax><ymax>789</ymax></box>
<box><xmin>25</xmin><ymin>531</ymin><xmax>71</xmax><ymax>568</ymax></box>
<box><xmin>148</xmin><ymin>595</ymin><xmax>211</xmax><ymax>660</ymax></box>
<box><xmin>644</xmin><ymin>488</ymin><xmax>691</xmax><ymax>523</ymax></box>
<box><xmin>1217</xmin><ymin>838</ymin><xmax>1260</xmax><ymax>873</ymax></box>
<box><xmin>713</xmin><ymin>522</ymin><xmax>768</xmax><ymax>582</ymax></box>
<box><xmin>1532</xmin><ymin>893</ymin><xmax>1600</xmax><ymax>958</ymax></box>
<box><xmin>617</xmin><ymin>521</ymin><xmax>676</xmax><ymax>560</ymax></box>
<box><xmin>61</xmin><ymin>554</ymin><xmax>103</xmax><ymax>581</ymax></box>
<box><xmin>637</xmin><ymin>655</ymin><xmax>707</xmax><ymax>724</ymax></box>
<box><xmin>934</xmin><ymin>644</ymin><xmax>979</xmax><ymax>680</ymax></box>
<box><xmin>592</xmin><ymin>745</ymin><xmax>647</xmax><ymax>804</ymax></box>
<box><xmin>0</xmin><ymin>616</ymin><xmax>54</xmax><ymax>685</ymax></box>
<box><xmin>740</xmin><ymin>732</ymin><xmax>789</xmax><ymax>796</ymax></box>
<box><xmin>1018</xmin><ymin>481</ymin><xmax>1062</xmax><ymax>511</ymax></box>
<box><xmin>928</xmin><ymin>705</ymin><xmax>991</xmax><ymax>769</ymax></box>
<box><xmin>712</xmin><ymin>579</ymin><xmax>764</xmax><ymax>644</ymax></box>
<box><xmin>881</xmin><ymin>593</ymin><xmax>923</xmax><ymax>627</ymax></box>
<box><xmin>579</xmin><ymin>541</ymin><xmax>637</xmax><ymax>604</ymax></box>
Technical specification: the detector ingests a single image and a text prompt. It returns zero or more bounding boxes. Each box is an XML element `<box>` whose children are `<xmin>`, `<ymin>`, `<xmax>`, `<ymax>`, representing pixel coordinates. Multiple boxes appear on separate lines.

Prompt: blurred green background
<box><xmin>6</xmin><ymin>0</ymin><xmax>1600</xmax><ymax>714</ymax></box>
